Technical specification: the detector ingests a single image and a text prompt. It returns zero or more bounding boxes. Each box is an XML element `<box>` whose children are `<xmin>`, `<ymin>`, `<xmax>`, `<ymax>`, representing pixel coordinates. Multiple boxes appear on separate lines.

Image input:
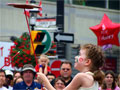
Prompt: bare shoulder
<box><xmin>75</xmin><ymin>72</ymin><xmax>94</xmax><ymax>87</ymax></box>
<box><xmin>73</xmin><ymin>73</ymin><xmax>89</xmax><ymax>82</ymax></box>
<box><xmin>64</xmin><ymin>73</ymin><xmax>84</xmax><ymax>90</ymax></box>
<box><xmin>64</xmin><ymin>72</ymin><xmax>94</xmax><ymax>90</ymax></box>
<box><xmin>75</xmin><ymin>72</ymin><xmax>91</xmax><ymax>79</ymax></box>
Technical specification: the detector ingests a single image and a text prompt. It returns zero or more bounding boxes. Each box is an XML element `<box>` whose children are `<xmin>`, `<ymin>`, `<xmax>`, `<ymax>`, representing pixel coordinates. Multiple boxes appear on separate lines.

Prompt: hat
<box><xmin>21</xmin><ymin>64</ymin><xmax>36</xmax><ymax>75</ymax></box>
<box><xmin>5</xmin><ymin>70</ymin><xmax>13</xmax><ymax>76</ymax></box>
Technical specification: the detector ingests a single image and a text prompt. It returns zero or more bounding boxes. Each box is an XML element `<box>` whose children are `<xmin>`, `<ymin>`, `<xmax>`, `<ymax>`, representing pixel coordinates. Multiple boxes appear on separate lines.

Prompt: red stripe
<box><xmin>36</xmin><ymin>19</ymin><xmax>56</xmax><ymax>22</ymax></box>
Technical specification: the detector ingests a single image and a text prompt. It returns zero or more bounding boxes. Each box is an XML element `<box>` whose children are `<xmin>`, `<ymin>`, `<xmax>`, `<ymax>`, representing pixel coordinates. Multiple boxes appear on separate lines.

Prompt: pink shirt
<box><xmin>99</xmin><ymin>86</ymin><xmax>120</xmax><ymax>90</ymax></box>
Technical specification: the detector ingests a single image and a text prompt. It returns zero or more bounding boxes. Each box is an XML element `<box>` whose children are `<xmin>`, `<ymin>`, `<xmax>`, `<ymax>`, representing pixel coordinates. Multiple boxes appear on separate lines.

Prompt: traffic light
<box><xmin>30</xmin><ymin>31</ymin><xmax>45</xmax><ymax>55</ymax></box>
<box><xmin>57</xmin><ymin>43</ymin><xmax>66</xmax><ymax>59</ymax></box>
<box><xmin>46</xmin><ymin>41</ymin><xmax>57</xmax><ymax>56</ymax></box>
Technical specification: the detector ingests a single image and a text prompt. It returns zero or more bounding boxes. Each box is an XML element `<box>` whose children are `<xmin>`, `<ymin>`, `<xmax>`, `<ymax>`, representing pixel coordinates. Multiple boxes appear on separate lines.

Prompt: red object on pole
<box><xmin>38</xmin><ymin>0</ymin><xmax>42</xmax><ymax>17</ymax></box>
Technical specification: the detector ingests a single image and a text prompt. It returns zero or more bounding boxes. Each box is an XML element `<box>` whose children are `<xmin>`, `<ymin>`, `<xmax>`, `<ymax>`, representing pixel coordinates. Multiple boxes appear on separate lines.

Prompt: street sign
<box><xmin>36</xmin><ymin>18</ymin><xmax>56</xmax><ymax>28</ymax></box>
<box><xmin>51</xmin><ymin>60</ymin><xmax>61</xmax><ymax>77</ymax></box>
<box><xmin>31</xmin><ymin>30</ymin><xmax>52</xmax><ymax>55</ymax></box>
<box><xmin>54</xmin><ymin>32</ymin><xmax>74</xmax><ymax>43</ymax></box>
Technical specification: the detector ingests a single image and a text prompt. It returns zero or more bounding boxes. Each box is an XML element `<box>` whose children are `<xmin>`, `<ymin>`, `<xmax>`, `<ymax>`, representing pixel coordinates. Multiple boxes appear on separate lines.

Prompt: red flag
<box><xmin>38</xmin><ymin>0</ymin><xmax>42</xmax><ymax>17</ymax></box>
<box><xmin>24</xmin><ymin>0</ymin><xmax>30</xmax><ymax>18</ymax></box>
<box><xmin>26</xmin><ymin>0</ymin><xmax>29</xmax><ymax>4</ymax></box>
<box><xmin>24</xmin><ymin>9</ymin><xmax>30</xmax><ymax>18</ymax></box>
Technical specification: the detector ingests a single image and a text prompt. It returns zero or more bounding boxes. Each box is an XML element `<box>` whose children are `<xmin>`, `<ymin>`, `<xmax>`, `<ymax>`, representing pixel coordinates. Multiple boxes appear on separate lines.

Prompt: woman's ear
<box><xmin>85</xmin><ymin>59</ymin><xmax>91</xmax><ymax>66</ymax></box>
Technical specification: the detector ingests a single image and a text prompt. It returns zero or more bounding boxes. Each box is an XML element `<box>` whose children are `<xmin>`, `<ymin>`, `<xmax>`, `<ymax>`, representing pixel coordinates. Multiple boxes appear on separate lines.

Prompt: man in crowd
<box><xmin>46</xmin><ymin>73</ymin><xmax>56</xmax><ymax>82</ymax></box>
<box><xmin>0</xmin><ymin>70</ymin><xmax>8</xmax><ymax>90</ymax></box>
<box><xmin>5</xmin><ymin>70</ymin><xmax>13</xmax><ymax>90</ymax></box>
<box><xmin>13</xmin><ymin>64</ymin><xmax>42</xmax><ymax>90</ymax></box>
<box><xmin>51</xmin><ymin>60</ymin><xmax>73</xmax><ymax>86</ymax></box>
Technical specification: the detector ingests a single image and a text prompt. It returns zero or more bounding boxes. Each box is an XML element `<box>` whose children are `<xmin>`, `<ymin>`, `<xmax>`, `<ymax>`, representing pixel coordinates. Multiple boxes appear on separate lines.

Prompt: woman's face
<box><xmin>74</xmin><ymin>49</ymin><xmax>87</xmax><ymax>71</ymax></box>
<box><xmin>104</xmin><ymin>74</ymin><xmax>114</xmax><ymax>85</ymax></box>
<box><xmin>54</xmin><ymin>80</ymin><xmax>65</xmax><ymax>90</ymax></box>
<box><xmin>14</xmin><ymin>72</ymin><xmax>21</xmax><ymax>81</ymax></box>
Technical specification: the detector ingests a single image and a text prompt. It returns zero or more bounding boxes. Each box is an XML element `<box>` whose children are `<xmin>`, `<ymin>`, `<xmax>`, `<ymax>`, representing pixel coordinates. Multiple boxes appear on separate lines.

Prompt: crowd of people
<box><xmin>0</xmin><ymin>44</ymin><xmax>120</xmax><ymax>90</ymax></box>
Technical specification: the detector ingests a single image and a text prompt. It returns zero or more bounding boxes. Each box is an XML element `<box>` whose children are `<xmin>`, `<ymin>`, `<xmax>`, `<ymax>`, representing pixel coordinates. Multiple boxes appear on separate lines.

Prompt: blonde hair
<box><xmin>38</xmin><ymin>54</ymin><xmax>49</xmax><ymax>62</ymax></box>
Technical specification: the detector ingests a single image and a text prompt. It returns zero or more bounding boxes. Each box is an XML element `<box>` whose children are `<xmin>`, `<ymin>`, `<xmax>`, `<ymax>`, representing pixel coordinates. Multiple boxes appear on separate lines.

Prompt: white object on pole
<box><xmin>35</xmin><ymin>27</ymin><xmax>58</xmax><ymax>32</ymax></box>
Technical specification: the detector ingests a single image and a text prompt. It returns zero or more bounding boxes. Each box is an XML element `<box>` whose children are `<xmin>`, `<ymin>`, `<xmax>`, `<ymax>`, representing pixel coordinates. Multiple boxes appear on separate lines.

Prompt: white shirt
<box><xmin>78</xmin><ymin>81</ymin><xmax>99</xmax><ymax>90</ymax></box>
<box><xmin>8</xmin><ymin>86</ymin><xmax>13</xmax><ymax>90</ymax></box>
<box><xmin>0</xmin><ymin>86</ymin><xmax>8</xmax><ymax>90</ymax></box>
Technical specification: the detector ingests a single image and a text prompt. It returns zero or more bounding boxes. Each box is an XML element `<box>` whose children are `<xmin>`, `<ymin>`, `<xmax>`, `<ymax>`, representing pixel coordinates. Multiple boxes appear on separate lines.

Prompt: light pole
<box><xmin>29</xmin><ymin>0</ymin><xmax>39</xmax><ymax>30</ymax></box>
<box><xmin>29</xmin><ymin>9</ymin><xmax>39</xmax><ymax>30</ymax></box>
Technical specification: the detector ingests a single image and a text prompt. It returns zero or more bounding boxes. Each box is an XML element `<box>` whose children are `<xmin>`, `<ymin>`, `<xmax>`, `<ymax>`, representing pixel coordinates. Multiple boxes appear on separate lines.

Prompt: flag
<box><xmin>26</xmin><ymin>0</ymin><xmax>29</xmax><ymax>4</ymax></box>
<box><xmin>38</xmin><ymin>0</ymin><xmax>42</xmax><ymax>17</ymax></box>
<box><xmin>24</xmin><ymin>0</ymin><xmax>30</xmax><ymax>18</ymax></box>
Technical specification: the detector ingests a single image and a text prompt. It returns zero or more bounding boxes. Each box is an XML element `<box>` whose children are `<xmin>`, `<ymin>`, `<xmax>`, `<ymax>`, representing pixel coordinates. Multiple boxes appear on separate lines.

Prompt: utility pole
<box><xmin>56</xmin><ymin>0</ymin><xmax>66</xmax><ymax>59</ymax></box>
<box><xmin>56</xmin><ymin>0</ymin><xmax>64</xmax><ymax>33</ymax></box>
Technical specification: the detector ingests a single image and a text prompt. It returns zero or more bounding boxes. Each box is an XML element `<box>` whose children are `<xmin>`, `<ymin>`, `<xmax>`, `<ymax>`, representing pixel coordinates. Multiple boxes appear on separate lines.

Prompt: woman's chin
<box><xmin>74</xmin><ymin>63</ymin><xmax>77</xmax><ymax>69</ymax></box>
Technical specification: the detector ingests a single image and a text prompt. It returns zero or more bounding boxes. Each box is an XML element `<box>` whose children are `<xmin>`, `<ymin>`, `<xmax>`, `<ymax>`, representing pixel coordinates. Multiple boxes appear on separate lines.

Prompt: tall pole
<box><xmin>56</xmin><ymin>0</ymin><xmax>66</xmax><ymax>59</ymax></box>
<box><xmin>57</xmin><ymin>0</ymin><xmax>64</xmax><ymax>33</ymax></box>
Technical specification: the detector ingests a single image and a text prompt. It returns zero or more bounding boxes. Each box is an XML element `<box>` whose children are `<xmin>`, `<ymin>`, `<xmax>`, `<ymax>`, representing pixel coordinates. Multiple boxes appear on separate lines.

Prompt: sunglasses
<box><xmin>61</xmin><ymin>68</ymin><xmax>70</xmax><ymax>71</ymax></box>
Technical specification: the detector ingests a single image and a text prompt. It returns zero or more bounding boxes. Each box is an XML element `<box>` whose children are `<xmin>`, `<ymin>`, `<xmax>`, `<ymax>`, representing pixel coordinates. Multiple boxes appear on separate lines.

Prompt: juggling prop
<box><xmin>7</xmin><ymin>3</ymin><xmax>40</xmax><ymax>64</ymax></box>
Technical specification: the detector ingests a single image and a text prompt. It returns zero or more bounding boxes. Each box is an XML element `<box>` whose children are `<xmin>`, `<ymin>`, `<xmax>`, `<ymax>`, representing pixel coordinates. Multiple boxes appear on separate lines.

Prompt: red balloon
<box><xmin>90</xmin><ymin>14</ymin><xmax>120</xmax><ymax>46</ymax></box>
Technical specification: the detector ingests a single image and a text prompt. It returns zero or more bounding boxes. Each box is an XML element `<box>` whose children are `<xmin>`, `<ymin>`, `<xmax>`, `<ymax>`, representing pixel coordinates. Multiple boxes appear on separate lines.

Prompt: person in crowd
<box><xmin>14</xmin><ymin>76</ymin><xmax>23</xmax><ymax>84</ymax></box>
<box><xmin>117</xmin><ymin>74</ymin><xmax>120</xmax><ymax>87</ymax></box>
<box><xmin>51</xmin><ymin>60</ymin><xmax>73</xmax><ymax>86</ymax></box>
<box><xmin>13</xmin><ymin>64</ymin><xmax>42</xmax><ymax>90</ymax></box>
<box><xmin>54</xmin><ymin>77</ymin><xmax>65</xmax><ymax>90</ymax></box>
<box><xmin>35</xmin><ymin>54</ymin><xmax>51</xmax><ymax>75</ymax></box>
<box><xmin>46</xmin><ymin>73</ymin><xmax>56</xmax><ymax>82</ymax></box>
<box><xmin>13</xmin><ymin>71</ymin><xmax>21</xmax><ymax>82</ymax></box>
<box><xmin>0</xmin><ymin>70</ymin><xmax>8</xmax><ymax>90</ymax></box>
<box><xmin>99</xmin><ymin>70</ymin><xmax>120</xmax><ymax>90</ymax></box>
<box><xmin>37</xmin><ymin>43</ymin><xmax>105</xmax><ymax>90</ymax></box>
<box><xmin>13</xmin><ymin>71</ymin><xmax>21</xmax><ymax>86</ymax></box>
<box><xmin>4</xmin><ymin>70</ymin><xmax>13</xmax><ymax>90</ymax></box>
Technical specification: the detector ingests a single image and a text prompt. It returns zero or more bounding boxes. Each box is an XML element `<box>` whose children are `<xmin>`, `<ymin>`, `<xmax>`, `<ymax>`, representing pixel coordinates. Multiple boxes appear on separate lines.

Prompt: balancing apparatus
<box><xmin>7</xmin><ymin>3</ymin><xmax>40</xmax><ymax>64</ymax></box>
<box><xmin>7</xmin><ymin>2</ymin><xmax>44</xmax><ymax>90</ymax></box>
